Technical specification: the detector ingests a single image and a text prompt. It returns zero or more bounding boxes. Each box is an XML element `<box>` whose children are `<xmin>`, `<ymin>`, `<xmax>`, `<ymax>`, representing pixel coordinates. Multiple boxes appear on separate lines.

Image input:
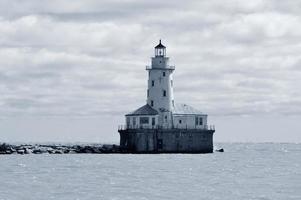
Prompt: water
<box><xmin>0</xmin><ymin>143</ymin><xmax>300</xmax><ymax>200</ymax></box>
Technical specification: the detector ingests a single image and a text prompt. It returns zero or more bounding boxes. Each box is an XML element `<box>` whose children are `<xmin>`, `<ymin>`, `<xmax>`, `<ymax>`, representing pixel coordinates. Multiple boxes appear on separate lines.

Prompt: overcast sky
<box><xmin>0</xmin><ymin>0</ymin><xmax>301</xmax><ymax>143</ymax></box>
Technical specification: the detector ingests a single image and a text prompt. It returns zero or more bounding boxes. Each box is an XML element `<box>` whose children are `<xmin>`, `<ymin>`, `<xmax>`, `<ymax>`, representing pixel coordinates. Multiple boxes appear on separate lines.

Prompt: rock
<box><xmin>63</xmin><ymin>149</ymin><xmax>70</xmax><ymax>154</ymax></box>
<box><xmin>215</xmin><ymin>148</ymin><xmax>224</xmax><ymax>152</ymax></box>
<box><xmin>72</xmin><ymin>145</ymin><xmax>84</xmax><ymax>153</ymax></box>
<box><xmin>24</xmin><ymin>148</ymin><xmax>32</xmax><ymax>154</ymax></box>
<box><xmin>17</xmin><ymin>149</ymin><xmax>25</xmax><ymax>154</ymax></box>
<box><xmin>54</xmin><ymin>150</ymin><xmax>63</xmax><ymax>154</ymax></box>
<box><xmin>47</xmin><ymin>149</ymin><xmax>55</xmax><ymax>154</ymax></box>
<box><xmin>0</xmin><ymin>143</ymin><xmax>14</xmax><ymax>154</ymax></box>
<box><xmin>32</xmin><ymin>149</ymin><xmax>41</xmax><ymax>154</ymax></box>
<box><xmin>0</xmin><ymin>143</ymin><xmax>121</xmax><ymax>155</ymax></box>
<box><xmin>83</xmin><ymin>148</ymin><xmax>93</xmax><ymax>153</ymax></box>
<box><xmin>5</xmin><ymin>150</ymin><xmax>13</xmax><ymax>154</ymax></box>
<box><xmin>0</xmin><ymin>143</ymin><xmax>8</xmax><ymax>151</ymax></box>
<box><xmin>67</xmin><ymin>150</ymin><xmax>76</xmax><ymax>154</ymax></box>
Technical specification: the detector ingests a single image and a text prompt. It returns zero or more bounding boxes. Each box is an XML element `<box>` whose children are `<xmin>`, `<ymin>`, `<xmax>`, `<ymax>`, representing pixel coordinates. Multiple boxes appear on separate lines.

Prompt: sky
<box><xmin>0</xmin><ymin>0</ymin><xmax>301</xmax><ymax>143</ymax></box>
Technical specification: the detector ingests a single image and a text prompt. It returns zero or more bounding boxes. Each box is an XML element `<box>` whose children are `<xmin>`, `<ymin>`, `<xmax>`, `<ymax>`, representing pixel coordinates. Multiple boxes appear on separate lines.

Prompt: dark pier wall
<box><xmin>119</xmin><ymin>129</ymin><xmax>214</xmax><ymax>153</ymax></box>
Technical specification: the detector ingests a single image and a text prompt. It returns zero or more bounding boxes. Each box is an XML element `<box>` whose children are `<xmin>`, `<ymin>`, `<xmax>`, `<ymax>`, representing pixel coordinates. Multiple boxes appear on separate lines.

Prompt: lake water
<box><xmin>0</xmin><ymin>143</ymin><xmax>300</xmax><ymax>200</ymax></box>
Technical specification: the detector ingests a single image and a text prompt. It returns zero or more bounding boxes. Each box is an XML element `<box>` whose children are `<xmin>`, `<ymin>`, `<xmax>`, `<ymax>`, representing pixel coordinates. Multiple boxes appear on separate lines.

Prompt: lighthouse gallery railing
<box><xmin>118</xmin><ymin>124</ymin><xmax>215</xmax><ymax>131</ymax></box>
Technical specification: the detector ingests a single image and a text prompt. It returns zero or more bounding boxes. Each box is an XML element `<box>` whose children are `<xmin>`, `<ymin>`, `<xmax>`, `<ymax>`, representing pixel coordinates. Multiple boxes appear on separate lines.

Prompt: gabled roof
<box><xmin>173</xmin><ymin>103</ymin><xmax>206</xmax><ymax>115</ymax></box>
<box><xmin>126</xmin><ymin>104</ymin><xmax>158</xmax><ymax>116</ymax></box>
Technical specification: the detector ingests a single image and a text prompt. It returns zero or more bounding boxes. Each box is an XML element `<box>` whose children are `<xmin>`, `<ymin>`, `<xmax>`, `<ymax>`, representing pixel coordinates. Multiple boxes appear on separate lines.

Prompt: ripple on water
<box><xmin>0</xmin><ymin>143</ymin><xmax>300</xmax><ymax>200</ymax></box>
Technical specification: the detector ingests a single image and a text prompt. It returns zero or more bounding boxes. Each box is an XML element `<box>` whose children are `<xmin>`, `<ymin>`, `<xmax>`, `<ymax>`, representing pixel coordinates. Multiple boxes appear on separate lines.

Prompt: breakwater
<box><xmin>0</xmin><ymin>143</ymin><xmax>121</xmax><ymax>155</ymax></box>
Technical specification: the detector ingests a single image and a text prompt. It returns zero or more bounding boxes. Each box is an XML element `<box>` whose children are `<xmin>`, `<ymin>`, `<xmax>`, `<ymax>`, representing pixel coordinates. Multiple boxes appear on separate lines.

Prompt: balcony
<box><xmin>146</xmin><ymin>66</ymin><xmax>175</xmax><ymax>70</ymax></box>
<box><xmin>118</xmin><ymin>124</ymin><xmax>215</xmax><ymax>131</ymax></box>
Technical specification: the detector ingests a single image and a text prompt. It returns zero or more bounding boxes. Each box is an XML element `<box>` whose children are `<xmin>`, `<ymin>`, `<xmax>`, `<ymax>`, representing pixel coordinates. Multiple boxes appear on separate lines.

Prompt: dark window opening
<box><xmin>163</xmin><ymin>90</ymin><xmax>166</xmax><ymax>97</ymax></box>
<box><xmin>151</xmin><ymin>100</ymin><xmax>154</xmax><ymax>107</ymax></box>
<box><xmin>179</xmin><ymin>120</ymin><xmax>182</xmax><ymax>124</ymax></box>
<box><xmin>157</xmin><ymin>139</ymin><xmax>163</xmax><ymax>149</ymax></box>
<box><xmin>195</xmin><ymin>117</ymin><xmax>199</xmax><ymax>126</ymax></box>
<box><xmin>140</xmin><ymin>117</ymin><xmax>149</xmax><ymax>124</ymax></box>
<box><xmin>152</xmin><ymin>80</ymin><xmax>154</xmax><ymax>87</ymax></box>
<box><xmin>163</xmin><ymin>72</ymin><xmax>166</xmax><ymax>77</ymax></box>
<box><xmin>199</xmin><ymin>117</ymin><xmax>203</xmax><ymax>125</ymax></box>
<box><xmin>152</xmin><ymin>117</ymin><xmax>155</xmax><ymax>126</ymax></box>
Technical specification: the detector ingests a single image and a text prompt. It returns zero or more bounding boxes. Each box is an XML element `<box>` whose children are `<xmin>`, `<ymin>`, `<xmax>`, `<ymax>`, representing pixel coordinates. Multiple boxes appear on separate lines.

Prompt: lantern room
<box><xmin>154</xmin><ymin>39</ymin><xmax>166</xmax><ymax>57</ymax></box>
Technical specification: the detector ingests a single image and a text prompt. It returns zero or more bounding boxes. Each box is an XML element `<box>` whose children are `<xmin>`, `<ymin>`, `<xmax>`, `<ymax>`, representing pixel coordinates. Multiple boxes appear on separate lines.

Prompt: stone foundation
<box><xmin>118</xmin><ymin>129</ymin><xmax>214</xmax><ymax>153</ymax></box>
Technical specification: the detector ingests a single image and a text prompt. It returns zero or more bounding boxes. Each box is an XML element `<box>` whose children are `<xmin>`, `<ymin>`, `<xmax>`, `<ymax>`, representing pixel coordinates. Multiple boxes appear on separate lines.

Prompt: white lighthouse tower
<box><xmin>146</xmin><ymin>40</ymin><xmax>175</xmax><ymax>128</ymax></box>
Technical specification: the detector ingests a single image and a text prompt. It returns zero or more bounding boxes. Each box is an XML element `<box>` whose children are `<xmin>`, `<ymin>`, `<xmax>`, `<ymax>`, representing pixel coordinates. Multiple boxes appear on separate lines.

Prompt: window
<box><xmin>126</xmin><ymin>117</ymin><xmax>130</xmax><ymax>126</ymax></box>
<box><xmin>140</xmin><ymin>117</ymin><xmax>149</xmax><ymax>124</ymax></box>
<box><xmin>151</xmin><ymin>100</ymin><xmax>154</xmax><ymax>107</ymax></box>
<box><xmin>165</xmin><ymin>115</ymin><xmax>167</xmax><ymax>122</ymax></box>
<box><xmin>195</xmin><ymin>117</ymin><xmax>199</xmax><ymax>126</ymax></box>
<box><xmin>152</xmin><ymin>117</ymin><xmax>155</xmax><ymax>126</ymax></box>
<box><xmin>152</xmin><ymin>80</ymin><xmax>154</xmax><ymax>87</ymax></box>
<box><xmin>163</xmin><ymin>72</ymin><xmax>166</xmax><ymax>77</ymax></box>
<box><xmin>199</xmin><ymin>117</ymin><xmax>203</xmax><ymax>125</ymax></box>
<box><xmin>163</xmin><ymin>90</ymin><xmax>166</xmax><ymax>97</ymax></box>
<box><xmin>133</xmin><ymin>117</ymin><xmax>136</xmax><ymax>126</ymax></box>
<box><xmin>179</xmin><ymin>120</ymin><xmax>182</xmax><ymax>124</ymax></box>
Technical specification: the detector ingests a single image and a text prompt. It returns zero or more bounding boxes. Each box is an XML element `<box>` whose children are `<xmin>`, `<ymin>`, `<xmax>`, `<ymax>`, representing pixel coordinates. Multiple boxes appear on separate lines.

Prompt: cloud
<box><xmin>0</xmin><ymin>0</ymin><xmax>300</xmax><ymax>119</ymax></box>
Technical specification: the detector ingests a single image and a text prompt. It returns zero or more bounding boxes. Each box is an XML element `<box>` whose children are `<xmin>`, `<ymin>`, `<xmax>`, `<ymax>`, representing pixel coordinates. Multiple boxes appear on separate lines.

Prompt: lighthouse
<box><xmin>147</xmin><ymin>40</ymin><xmax>174</xmax><ymax>128</ymax></box>
<box><xmin>118</xmin><ymin>40</ymin><xmax>215</xmax><ymax>153</ymax></box>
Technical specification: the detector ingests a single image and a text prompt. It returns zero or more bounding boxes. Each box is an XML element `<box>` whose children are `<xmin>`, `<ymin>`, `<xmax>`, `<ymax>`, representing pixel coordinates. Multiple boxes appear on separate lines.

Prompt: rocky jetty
<box><xmin>0</xmin><ymin>143</ymin><xmax>123</xmax><ymax>155</ymax></box>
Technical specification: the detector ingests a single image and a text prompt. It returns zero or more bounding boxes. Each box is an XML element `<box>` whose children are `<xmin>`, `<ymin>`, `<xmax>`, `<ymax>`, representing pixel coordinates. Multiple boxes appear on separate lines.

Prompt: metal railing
<box><xmin>118</xmin><ymin>124</ymin><xmax>215</xmax><ymax>131</ymax></box>
<box><xmin>146</xmin><ymin>66</ymin><xmax>175</xmax><ymax>70</ymax></box>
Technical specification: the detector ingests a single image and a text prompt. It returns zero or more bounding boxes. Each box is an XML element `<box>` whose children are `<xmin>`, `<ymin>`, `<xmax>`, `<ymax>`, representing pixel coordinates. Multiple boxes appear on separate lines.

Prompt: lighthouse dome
<box><xmin>155</xmin><ymin>40</ymin><xmax>166</xmax><ymax>49</ymax></box>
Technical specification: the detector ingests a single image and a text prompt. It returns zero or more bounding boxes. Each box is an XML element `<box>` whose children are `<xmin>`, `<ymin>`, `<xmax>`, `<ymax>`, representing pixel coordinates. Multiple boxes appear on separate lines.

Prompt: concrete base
<box><xmin>118</xmin><ymin>129</ymin><xmax>214</xmax><ymax>153</ymax></box>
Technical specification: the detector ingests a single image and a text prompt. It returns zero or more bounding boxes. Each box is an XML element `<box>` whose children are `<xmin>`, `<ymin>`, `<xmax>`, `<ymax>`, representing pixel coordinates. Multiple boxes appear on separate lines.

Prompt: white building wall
<box><xmin>147</xmin><ymin>57</ymin><xmax>174</xmax><ymax>112</ymax></box>
<box><xmin>147</xmin><ymin>56</ymin><xmax>174</xmax><ymax>128</ymax></box>
<box><xmin>173</xmin><ymin>115</ymin><xmax>208</xmax><ymax>129</ymax></box>
<box><xmin>126</xmin><ymin>115</ymin><xmax>159</xmax><ymax>129</ymax></box>
<box><xmin>147</xmin><ymin>69</ymin><xmax>174</xmax><ymax>111</ymax></box>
